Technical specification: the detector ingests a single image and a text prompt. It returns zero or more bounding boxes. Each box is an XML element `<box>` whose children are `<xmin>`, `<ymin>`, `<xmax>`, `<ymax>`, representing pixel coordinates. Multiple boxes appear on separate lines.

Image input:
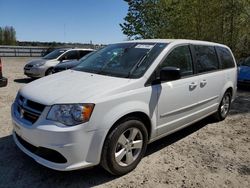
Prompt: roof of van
<box><xmin>120</xmin><ymin>39</ymin><xmax>228</xmax><ymax>47</ymax></box>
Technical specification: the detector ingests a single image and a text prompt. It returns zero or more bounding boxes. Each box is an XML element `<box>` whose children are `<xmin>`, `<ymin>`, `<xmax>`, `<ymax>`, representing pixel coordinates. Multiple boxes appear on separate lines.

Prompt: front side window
<box><xmin>43</xmin><ymin>49</ymin><xmax>67</xmax><ymax>60</ymax></box>
<box><xmin>61</xmin><ymin>50</ymin><xmax>79</xmax><ymax>60</ymax></box>
<box><xmin>194</xmin><ymin>45</ymin><xmax>219</xmax><ymax>73</ymax></box>
<box><xmin>161</xmin><ymin>45</ymin><xmax>193</xmax><ymax>77</ymax></box>
<box><xmin>74</xmin><ymin>43</ymin><xmax>167</xmax><ymax>78</ymax></box>
<box><xmin>216</xmin><ymin>46</ymin><xmax>235</xmax><ymax>69</ymax></box>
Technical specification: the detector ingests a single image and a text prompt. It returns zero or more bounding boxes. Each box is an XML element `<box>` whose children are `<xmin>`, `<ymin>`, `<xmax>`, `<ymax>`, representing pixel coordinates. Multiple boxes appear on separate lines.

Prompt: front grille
<box><xmin>17</xmin><ymin>106</ymin><xmax>40</xmax><ymax>124</ymax></box>
<box><xmin>19</xmin><ymin>95</ymin><xmax>24</xmax><ymax>102</ymax></box>
<box><xmin>16</xmin><ymin>95</ymin><xmax>46</xmax><ymax>125</ymax></box>
<box><xmin>15</xmin><ymin>133</ymin><xmax>67</xmax><ymax>163</ymax></box>
<box><xmin>26</xmin><ymin>100</ymin><xmax>45</xmax><ymax>112</ymax></box>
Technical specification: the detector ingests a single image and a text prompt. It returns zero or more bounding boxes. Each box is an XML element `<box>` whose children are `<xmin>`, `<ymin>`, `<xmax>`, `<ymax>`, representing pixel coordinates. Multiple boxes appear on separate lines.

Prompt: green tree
<box><xmin>0</xmin><ymin>26</ymin><xmax>17</xmax><ymax>45</ymax></box>
<box><xmin>120</xmin><ymin>0</ymin><xmax>250</xmax><ymax>58</ymax></box>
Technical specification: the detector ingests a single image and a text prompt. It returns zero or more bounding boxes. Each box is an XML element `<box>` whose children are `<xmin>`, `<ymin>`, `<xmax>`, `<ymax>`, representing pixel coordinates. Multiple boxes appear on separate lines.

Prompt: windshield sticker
<box><xmin>135</xmin><ymin>44</ymin><xmax>154</xmax><ymax>49</ymax></box>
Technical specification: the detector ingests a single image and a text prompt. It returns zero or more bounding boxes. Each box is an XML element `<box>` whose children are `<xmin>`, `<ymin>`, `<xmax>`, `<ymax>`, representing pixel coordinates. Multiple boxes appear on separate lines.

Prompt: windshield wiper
<box><xmin>126</xmin><ymin>44</ymin><xmax>156</xmax><ymax>78</ymax></box>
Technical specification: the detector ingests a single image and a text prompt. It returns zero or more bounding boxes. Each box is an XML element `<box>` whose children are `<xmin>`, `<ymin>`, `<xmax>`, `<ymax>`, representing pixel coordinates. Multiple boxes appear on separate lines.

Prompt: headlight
<box><xmin>47</xmin><ymin>104</ymin><xmax>95</xmax><ymax>126</ymax></box>
<box><xmin>33</xmin><ymin>62</ymin><xmax>46</xmax><ymax>67</ymax></box>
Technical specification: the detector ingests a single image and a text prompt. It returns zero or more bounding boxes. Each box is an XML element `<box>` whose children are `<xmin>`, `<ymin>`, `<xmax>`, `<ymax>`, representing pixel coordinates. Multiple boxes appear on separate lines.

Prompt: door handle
<box><xmin>200</xmin><ymin>80</ymin><xmax>207</xmax><ymax>88</ymax></box>
<box><xmin>189</xmin><ymin>82</ymin><xmax>197</xmax><ymax>91</ymax></box>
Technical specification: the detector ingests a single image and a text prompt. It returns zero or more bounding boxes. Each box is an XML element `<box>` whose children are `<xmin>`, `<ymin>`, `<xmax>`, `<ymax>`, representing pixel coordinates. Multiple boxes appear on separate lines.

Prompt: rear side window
<box><xmin>216</xmin><ymin>46</ymin><xmax>235</xmax><ymax>69</ymax></box>
<box><xmin>194</xmin><ymin>45</ymin><xmax>219</xmax><ymax>73</ymax></box>
<box><xmin>161</xmin><ymin>45</ymin><xmax>193</xmax><ymax>77</ymax></box>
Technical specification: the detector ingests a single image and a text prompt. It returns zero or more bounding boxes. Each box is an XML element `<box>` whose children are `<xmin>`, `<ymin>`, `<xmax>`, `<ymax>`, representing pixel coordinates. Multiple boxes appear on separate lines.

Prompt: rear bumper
<box><xmin>0</xmin><ymin>77</ymin><xmax>8</xmax><ymax>87</ymax></box>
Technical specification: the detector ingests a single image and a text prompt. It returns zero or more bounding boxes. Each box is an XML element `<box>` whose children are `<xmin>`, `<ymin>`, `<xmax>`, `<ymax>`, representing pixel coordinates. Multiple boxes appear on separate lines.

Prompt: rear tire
<box><xmin>213</xmin><ymin>91</ymin><xmax>232</xmax><ymax>121</ymax></box>
<box><xmin>101</xmin><ymin>118</ymin><xmax>148</xmax><ymax>175</ymax></box>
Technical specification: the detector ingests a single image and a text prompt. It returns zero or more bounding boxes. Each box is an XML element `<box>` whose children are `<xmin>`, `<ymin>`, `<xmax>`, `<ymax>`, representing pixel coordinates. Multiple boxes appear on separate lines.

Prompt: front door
<box><xmin>156</xmin><ymin>45</ymin><xmax>199</xmax><ymax>136</ymax></box>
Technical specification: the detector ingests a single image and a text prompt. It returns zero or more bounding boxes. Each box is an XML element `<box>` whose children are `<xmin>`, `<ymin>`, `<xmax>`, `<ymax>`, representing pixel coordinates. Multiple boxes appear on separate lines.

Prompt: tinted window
<box><xmin>216</xmin><ymin>47</ymin><xmax>235</xmax><ymax>69</ymax></box>
<box><xmin>62</xmin><ymin>50</ymin><xmax>79</xmax><ymax>60</ymax></box>
<box><xmin>194</xmin><ymin>45</ymin><xmax>219</xmax><ymax>73</ymax></box>
<box><xmin>161</xmin><ymin>45</ymin><xmax>193</xmax><ymax>77</ymax></box>
<box><xmin>79</xmin><ymin>50</ymin><xmax>92</xmax><ymax>58</ymax></box>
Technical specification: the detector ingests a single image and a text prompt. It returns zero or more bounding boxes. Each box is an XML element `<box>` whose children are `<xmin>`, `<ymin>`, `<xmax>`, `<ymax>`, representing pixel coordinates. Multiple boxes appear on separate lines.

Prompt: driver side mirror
<box><xmin>160</xmin><ymin>67</ymin><xmax>181</xmax><ymax>82</ymax></box>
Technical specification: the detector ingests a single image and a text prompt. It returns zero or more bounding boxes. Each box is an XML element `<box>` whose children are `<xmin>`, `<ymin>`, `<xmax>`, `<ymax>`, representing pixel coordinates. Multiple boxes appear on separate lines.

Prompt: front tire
<box><xmin>101</xmin><ymin>118</ymin><xmax>148</xmax><ymax>175</ymax></box>
<box><xmin>45</xmin><ymin>68</ymin><xmax>53</xmax><ymax>76</ymax></box>
<box><xmin>213</xmin><ymin>91</ymin><xmax>232</xmax><ymax>121</ymax></box>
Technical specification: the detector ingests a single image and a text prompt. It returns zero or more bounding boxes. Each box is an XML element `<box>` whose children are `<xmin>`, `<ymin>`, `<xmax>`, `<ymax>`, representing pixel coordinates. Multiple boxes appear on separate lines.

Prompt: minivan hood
<box><xmin>19</xmin><ymin>70</ymin><xmax>131</xmax><ymax>105</ymax></box>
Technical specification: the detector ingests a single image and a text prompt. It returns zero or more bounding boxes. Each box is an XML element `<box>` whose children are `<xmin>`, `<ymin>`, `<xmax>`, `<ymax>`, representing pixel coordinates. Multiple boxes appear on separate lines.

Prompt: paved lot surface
<box><xmin>0</xmin><ymin>57</ymin><xmax>249</xmax><ymax>188</ymax></box>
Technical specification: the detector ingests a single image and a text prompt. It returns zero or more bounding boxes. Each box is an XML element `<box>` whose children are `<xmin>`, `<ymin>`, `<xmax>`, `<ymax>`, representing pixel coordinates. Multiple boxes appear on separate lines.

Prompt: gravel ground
<box><xmin>0</xmin><ymin>57</ymin><xmax>249</xmax><ymax>188</ymax></box>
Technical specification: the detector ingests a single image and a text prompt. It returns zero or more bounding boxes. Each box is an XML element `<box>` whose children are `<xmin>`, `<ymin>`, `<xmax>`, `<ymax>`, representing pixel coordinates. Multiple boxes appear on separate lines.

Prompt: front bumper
<box><xmin>0</xmin><ymin>77</ymin><xmax>8</xmax><ymax>87</ymax></box>
<box><xmin>24</xmin><ymin>66</ymin><xmax>47</xmax><ymax>78</ymax></box>
<box><xmin>11</xmin><ymin>103</ymin><xmax>106</xmax><ymax>171</ymax></box>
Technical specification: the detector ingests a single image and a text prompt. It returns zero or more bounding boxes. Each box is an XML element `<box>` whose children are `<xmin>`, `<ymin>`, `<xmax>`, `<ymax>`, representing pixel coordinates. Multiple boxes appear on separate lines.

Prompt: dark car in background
<box><xmin>0</xmin><ymin>58</ymin><xmax>8</xmax><ymax>87</ymax></box>
<box><xmin>52</xmin><ymin>51</ymin><xmax>95</xmax><ymax>73</ymax></box>
<box><xmin>238</xmin><ymin>56</ymin><xmax>250</xmax><ymax>86</ymax></box>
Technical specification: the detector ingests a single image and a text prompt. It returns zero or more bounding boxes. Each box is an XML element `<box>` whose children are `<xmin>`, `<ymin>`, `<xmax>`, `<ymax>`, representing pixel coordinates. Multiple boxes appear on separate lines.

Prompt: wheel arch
<box><xmin>45</xmin><ymin>67</ymin><xmax>54</xmax><ymax>76</ymax></box>
<box><xmin>105</xmin><ymin>111</ymin><xmax>152</xmax><ymax>141</ymax></box>
<box><xmin>225</xmin><ymin>87</ymin><xmax>233</xmax><ymax>97</ymax></box>
<box><xmin>99</xmin><ymin>111</ymin><xmax>152</xmax><ymax>174</ymax></box>
<box><xmin>221</xmin><ymin>81</ymin><xmax>235</xmax><ymax>102</ymax></box>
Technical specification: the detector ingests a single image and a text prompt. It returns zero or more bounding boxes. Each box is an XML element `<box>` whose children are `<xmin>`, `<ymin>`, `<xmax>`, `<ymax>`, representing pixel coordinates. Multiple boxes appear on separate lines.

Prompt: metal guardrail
<box><xmin>0</xmin><ymin>44</ymin><xmax>105</xmax><ymax>57</ymax></box>
<box><xmin>0</xmin><ymin>45</ymin><xmax>47</xmax><ymax>57</ymax></box>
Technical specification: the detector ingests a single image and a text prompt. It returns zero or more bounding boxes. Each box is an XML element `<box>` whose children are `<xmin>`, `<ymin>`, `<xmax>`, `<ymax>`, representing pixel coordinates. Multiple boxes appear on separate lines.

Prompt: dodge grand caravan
<box><xmin>12</xmin><ymin>39</ymin><xmax>237</xmax><ymax>175</ymax></box>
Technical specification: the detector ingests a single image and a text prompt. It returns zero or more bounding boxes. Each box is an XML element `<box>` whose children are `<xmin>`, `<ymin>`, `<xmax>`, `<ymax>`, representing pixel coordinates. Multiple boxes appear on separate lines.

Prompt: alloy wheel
<box><xmin>114</xmin><ymin>128</ymin><xmax>143</xmax><ymax>167</ymax></box>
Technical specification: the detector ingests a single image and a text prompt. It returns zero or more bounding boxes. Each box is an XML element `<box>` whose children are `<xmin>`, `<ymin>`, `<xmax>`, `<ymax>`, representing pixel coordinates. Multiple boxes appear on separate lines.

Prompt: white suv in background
<box><xmin>24</xmin><ymin>48</ymin><xmax>94</xmax><ymax>78</ymax></box>
<box><xmin>12</xmin><ymin>39</ymin><xmax>237</xmax><ymax>175</ymax></box>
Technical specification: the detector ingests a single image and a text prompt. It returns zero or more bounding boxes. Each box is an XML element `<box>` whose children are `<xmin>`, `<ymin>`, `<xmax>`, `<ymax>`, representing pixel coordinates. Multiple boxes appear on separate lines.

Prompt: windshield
<box><xmin>242</xmin><ymin>57</ymin><xmax>250</xmax><ymax>66</ymax></box>
<box><xmin>74</xmin><ymin>43</ymin><xmax>167</xmax><ymax>78</ymax></box>
<box><xmin>43</xmin><ymin>49</ymin><xmax>67</xmax><ymax>60</ymax></box>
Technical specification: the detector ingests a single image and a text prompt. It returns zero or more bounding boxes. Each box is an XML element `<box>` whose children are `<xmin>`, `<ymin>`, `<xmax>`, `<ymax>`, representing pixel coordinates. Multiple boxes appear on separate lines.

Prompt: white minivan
<box><xmin>12</xmin><ymin>39</ymin><xmax>237</xmax><ymax>175</ymax></box>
